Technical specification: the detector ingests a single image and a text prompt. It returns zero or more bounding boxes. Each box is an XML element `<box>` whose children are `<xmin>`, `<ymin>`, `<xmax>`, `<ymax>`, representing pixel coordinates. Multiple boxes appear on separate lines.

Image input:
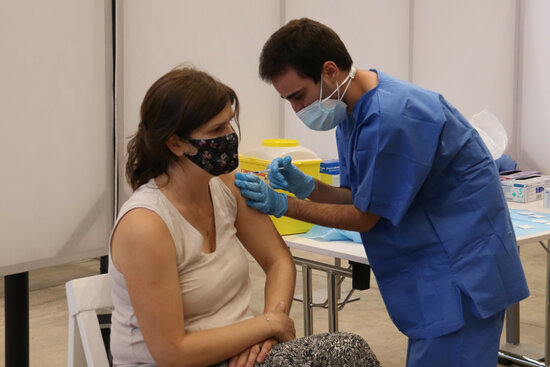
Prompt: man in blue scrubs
<box><xmin>234</xmin><ymin>18</ymin><xmax>530</xmax><ymax>367</ymax></box>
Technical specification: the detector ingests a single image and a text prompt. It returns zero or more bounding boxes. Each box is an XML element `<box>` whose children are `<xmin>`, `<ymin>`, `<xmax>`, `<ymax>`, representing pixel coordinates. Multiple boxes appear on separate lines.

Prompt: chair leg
<box><xmin>76</xmin><ymin>311</ymin><xmax>110</xmax><ymax>367</ymax></box>
<box><xmin>67</xmin><ymin>315</ymin><xmax>86</xmax><ymax>367</ymax></box>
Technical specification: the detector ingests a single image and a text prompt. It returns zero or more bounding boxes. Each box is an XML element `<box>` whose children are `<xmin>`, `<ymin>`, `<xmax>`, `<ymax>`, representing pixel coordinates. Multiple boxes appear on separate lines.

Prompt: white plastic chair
<box><xmin>66</xmin><ymin>274</ymin><xmax>112</xmax><ymax>367</ymax></box>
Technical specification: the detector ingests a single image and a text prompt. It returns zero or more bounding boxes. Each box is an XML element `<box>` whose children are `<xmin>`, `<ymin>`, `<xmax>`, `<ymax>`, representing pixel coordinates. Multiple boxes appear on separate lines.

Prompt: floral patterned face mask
<box><xmin>184</xmin><ymin>132</ymin><xmax>239</xmax><ymax>176</ymax></box>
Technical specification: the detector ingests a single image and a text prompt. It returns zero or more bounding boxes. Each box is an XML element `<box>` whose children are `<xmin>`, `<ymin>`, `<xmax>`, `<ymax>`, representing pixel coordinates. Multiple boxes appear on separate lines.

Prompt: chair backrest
<box><xmin>66</xmin><ymin>274</ymin><xmax>112</xmax><ymax>367</ymax></box>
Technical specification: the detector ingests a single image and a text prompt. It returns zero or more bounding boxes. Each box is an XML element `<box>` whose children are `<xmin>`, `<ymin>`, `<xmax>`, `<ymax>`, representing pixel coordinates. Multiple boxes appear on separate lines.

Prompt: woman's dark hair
<box><xmin>126</xmin><ymin>66</ymin><xmax>240</xmax><ymax>190</ymax></box>
<box><xmin>259</xmin><ymin>18</ymin><xmax>353</xmax><ymax>83</ymax></box>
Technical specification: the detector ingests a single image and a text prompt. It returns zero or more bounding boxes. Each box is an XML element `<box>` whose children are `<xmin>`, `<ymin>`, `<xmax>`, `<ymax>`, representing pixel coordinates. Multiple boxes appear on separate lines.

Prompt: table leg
<box><xmin>505</xmin><ymin>303</ymin><xmax>521</xmax><ymax>344</ymax></box>
<box><xmin>505</xmin><ymin>245</ymin><xmax>521</xmax><ymax>345</ymax></box>
<box><xmin>301</xmin><ymin>265</ymin><xmax>313</xmax><ymax>336</ymax></box>
<box><xmin>5</xmin><ymin>272</ymin><xmax>29</xmax><ymax>367</ymax></box>
<box><xmin>293</xmin><ymin>256</ymin><xmax>354</xmax><ymax>336</ymax></box>
<box><xmin>545</xmin><ymin>239</ymin><xmax>550</xmax><ymax>366</ymax></box>
<box><xmin>327</xmin><ymin>271</ymin><xmax>338</xmax><ymax>332</ymax></box>
<box><xmin>334</xmin><ymin>258</ymin><xmax>341</xmax><ymax>300</ymax></box>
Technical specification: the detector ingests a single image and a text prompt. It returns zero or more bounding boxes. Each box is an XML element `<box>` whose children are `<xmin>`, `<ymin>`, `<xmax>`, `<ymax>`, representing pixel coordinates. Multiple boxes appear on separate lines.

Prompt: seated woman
<box><xmin>108</xmin><ymin>66</ymin><xmax>381</xmax><ymax>367</ymax></box>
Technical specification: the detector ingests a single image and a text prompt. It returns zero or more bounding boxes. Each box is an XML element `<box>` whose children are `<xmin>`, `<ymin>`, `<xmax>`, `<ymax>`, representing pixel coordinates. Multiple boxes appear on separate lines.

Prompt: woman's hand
<box><xmin>228</xmin><ymin>338</ymin><xmax>278</xmax><ymax>367</ymax></box>
<box><xmin>228</xmin><ymin>302</ymin><xmax>291</xmax><ymax>367</ymax></box>
<box><xmin>265</xmin><ymin>301</ymin><xmax>296</xmax><ymax>342</ymax></box>
<box><xmin>256</xmin><ymin>338</ymin><xmax>277</xmax><ymax>364</ymax></box>
<box><xmin>228</xmin><ymin>343</ymin><xmax>260</xmax><ymax>367</ymax></box>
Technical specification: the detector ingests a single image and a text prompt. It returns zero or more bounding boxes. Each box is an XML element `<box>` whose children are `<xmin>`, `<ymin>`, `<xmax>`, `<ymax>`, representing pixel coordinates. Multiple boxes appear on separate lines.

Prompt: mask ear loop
<box><xmin>322</xmin><ymin>78</ymin><xmax>341</xmax><ymax>102</ymax></box>
<box><xmin>322</xmin><ymin>66</ymin><xmax>356</xmax><ymax>102</ymax></box>
<box><xmin>319</xmin><ymin>76</ymin><xmax>324</xmax><ymax>101</ymax></box>
<box><xmin>338</xmin><ymin>66</ymin><xmax>356</xmax><ymax>101</ymax></box>
<box><xmin>320</xmin><ymin>70</ymin><xmax>341</xmax><ymax>102</ymax></box>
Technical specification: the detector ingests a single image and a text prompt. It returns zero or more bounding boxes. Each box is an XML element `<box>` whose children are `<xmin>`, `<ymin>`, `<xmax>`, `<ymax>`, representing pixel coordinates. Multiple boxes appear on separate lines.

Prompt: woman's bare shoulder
<box><xmin>111</xmin><ymin>208</ymin><xmax>175</xmax><ymax>271</ymax></box>
<box><xmin>219</xmin><ymin>171</ymin><xmax>243</xmax><ymax>201</ymax></box>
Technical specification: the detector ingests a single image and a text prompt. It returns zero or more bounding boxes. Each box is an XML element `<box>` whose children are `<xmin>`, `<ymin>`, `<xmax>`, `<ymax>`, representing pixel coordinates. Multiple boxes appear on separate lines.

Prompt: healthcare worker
<box><xmin>235</xmin><ymin>18</ymin><xmax>530</xmax><ymax>367</ymax></box>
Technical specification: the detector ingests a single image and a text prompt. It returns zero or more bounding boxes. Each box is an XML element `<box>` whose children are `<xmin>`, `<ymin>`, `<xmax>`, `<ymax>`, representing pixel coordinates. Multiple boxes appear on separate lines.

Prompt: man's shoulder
<box><xmin>374</xmin><ymin>72</ymin><xmax>444</xmax><ymax>124</ymax></box>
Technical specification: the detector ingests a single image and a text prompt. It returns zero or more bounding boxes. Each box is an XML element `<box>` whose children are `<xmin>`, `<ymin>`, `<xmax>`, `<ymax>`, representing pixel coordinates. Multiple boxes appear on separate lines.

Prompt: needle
<box><xmin>249</xmin><ymin>167</ymin><xmax>284</xmax><ymax>175</ymax></box>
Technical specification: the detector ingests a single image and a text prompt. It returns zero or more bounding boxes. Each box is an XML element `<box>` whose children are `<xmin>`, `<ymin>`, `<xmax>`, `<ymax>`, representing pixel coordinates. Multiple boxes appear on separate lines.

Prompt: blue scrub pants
<box><xmin>406</xmin><ymin>297</ymin><xmax>505</xmax><ymax>367</ymax></box>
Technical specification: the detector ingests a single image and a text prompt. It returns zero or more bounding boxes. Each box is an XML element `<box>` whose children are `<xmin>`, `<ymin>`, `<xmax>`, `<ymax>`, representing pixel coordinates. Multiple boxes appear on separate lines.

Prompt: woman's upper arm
<box><xmin>221</xmin><ymin>173</ymin><xmax>293</xmax><ymax>272</ymax></box>
<box><xmin>111</xmin><ymin>208</ymin><xmax>185</xmax><ymax>363</ymax></box>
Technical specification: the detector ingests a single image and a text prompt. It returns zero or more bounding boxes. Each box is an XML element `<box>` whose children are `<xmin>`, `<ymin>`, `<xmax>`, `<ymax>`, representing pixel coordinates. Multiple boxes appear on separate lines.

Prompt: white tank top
<box><xmin>108</xmin><ymin>177</ymin><xmax>254</xmax><ymax>366</ymax></box>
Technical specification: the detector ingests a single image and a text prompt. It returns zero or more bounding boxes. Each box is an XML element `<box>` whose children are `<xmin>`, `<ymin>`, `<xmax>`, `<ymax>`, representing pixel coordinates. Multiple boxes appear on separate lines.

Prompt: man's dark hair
<box><xmin>259</xmin><ymin>18</ymin><xmax>353</xmax><ymax>83</ymax></box>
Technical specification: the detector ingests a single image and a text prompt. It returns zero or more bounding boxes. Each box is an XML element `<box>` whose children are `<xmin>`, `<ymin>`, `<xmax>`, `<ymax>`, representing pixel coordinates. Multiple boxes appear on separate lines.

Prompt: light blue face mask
<box><xmin>297</xmin><ymin>66</ymin><xmax>356</xmax><ymax>131</ymax></box>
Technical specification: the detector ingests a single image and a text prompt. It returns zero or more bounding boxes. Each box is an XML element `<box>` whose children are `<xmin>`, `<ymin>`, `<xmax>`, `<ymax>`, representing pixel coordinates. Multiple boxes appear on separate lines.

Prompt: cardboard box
<box><xmin>501</xmin><ymin>175</ymin><xmax>550</xmax><ymax>202</ymax></box>
<box><xmin>320</xmin><ymin>159</ymin><xmax>340</xmax><ymax>187</ymax></box>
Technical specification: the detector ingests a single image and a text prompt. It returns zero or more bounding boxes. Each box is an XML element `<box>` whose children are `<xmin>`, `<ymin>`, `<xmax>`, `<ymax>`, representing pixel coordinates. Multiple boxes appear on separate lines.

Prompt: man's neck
<box><xmin>344</xmin><ymin>69</ymin><xmax>379</xmax><ymax>112</ymax></box>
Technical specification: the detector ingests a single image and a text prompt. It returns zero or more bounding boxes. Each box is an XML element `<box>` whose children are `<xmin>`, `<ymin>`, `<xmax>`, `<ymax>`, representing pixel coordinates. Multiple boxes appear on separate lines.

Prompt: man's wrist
<box><xmin>295</xmin><ymin>175</ymin><xmax>315</xmax><ymax>199</ymax></box>
<box><xmin>273</xmin><ymin>192</ymin><xmax>288</xmax><ymax>218</ymax></box>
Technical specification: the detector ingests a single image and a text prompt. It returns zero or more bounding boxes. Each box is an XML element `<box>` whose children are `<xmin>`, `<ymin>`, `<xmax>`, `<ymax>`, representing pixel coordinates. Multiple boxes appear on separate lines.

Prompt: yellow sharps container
<box><xmin>239</xmin><ymin>139</ymin><xmax>321</xmax><ymax>235</ymax></box>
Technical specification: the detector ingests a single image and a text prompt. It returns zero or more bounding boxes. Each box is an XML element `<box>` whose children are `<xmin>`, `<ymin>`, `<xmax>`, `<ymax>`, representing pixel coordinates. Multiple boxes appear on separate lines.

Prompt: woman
<box><xmin>108</xmin><ymin>66</ymin><xmax>380</xmax><ymax>367</ymax></box>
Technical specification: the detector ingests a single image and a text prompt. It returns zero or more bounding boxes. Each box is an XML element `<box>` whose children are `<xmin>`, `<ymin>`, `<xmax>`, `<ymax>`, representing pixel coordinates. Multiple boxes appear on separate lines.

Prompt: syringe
<box><xmin>249</xmin><ymin>167</ymin><xmax>284</xmax><ymax>175</ymax></box>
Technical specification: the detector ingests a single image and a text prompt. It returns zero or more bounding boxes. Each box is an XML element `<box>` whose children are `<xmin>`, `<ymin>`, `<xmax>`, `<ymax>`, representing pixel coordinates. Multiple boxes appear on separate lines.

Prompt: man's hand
<box><xmin>267</xmin><ymin>156</ymin><xmax>315</xmax><ymax>199</ymax></box>
<box><xmin>235</xmin><ymin>172</ymin><xmax>288</xmax><ymax>217</ymax></box>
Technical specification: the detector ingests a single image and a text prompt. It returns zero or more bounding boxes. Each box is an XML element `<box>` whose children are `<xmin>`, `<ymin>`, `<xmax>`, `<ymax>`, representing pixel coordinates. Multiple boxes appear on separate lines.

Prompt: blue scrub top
<box><xmin>336</xmin><ymin>70</ymin><xmax>529</xmax><ymax>339</ymax></box>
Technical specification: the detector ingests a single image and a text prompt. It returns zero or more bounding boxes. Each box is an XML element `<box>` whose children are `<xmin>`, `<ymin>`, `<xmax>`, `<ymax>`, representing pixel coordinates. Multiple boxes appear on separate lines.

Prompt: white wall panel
<box><xmin>517</xmin><ymin>0</ymin><xmax>550</xmax><ymax>173</ymax></box>
<box><xmin>0</xmin><ymin>0</ymin><xmax>113</xmax><ymax>275</ymax></box>
<box><xmin>0</xmin><ymin>0</ymin><xmax>539</xmax><ymax>275</ymax></box>
<box><xmin>118</xmin><ymin>0</ymin><xmax>281</xmax><ymax>202</ymax></box>
<box><xmin>412</xmin><ymin>0</ymin><xmax>518</xmax><ymax>157</ymax></box>
<box><xmin>282</xmin><ymin>0</ymin><xmax>411</xmax><ymax>159</ymax></box>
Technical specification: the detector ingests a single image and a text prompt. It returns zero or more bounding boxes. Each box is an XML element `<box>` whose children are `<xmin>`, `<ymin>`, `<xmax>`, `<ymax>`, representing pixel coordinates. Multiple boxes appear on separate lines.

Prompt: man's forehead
<box><xmin>273</xmin><ymin>68</ymin><xmax>314</xmax><ymax>97</ymax></box>
<box><xmin>273</xmin><ymin>67</ymin><xmax>303</xmax><ymax>84</ymax></box>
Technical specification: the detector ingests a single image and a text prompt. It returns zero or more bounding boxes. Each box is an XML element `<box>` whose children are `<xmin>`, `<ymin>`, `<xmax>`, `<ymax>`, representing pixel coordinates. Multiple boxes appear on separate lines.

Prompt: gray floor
<box><xmin>0</xmin><ymin>242</ymin><xmax>546</xmax><ymax>366</ymax></box>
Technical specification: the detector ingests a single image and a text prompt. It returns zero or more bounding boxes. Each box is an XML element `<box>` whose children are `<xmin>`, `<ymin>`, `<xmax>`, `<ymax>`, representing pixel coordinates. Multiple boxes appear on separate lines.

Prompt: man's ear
<box><xmin>166</xmin><ymin>135</ymin><xmax>195</xmax><ymax>157</ymax></box>
<box><xmin>321</xmin><ymin>61</ymin><xmax>339</xmax><ymax>82</ymax></box>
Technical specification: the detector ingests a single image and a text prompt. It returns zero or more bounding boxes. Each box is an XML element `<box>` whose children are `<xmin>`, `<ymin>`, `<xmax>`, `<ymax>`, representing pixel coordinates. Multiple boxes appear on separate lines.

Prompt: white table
<box><xmin>284</xmin><ymin>236</ymin><xmax>369</xmax><ymax>265</ymax></box>
<box><xmin>284</xmin><ymin>200</ymin><xmax>550</xmax><ymax>366</ymax></box>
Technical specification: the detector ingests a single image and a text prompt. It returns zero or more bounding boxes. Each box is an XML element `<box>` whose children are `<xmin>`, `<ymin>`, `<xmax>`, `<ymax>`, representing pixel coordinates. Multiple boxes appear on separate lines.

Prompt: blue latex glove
<box><xmin>495</xmin><ymin>154</ymin><xmax>517</xmax><ymax>172</ymax></box>
<box><xmin>234</xmin><ymin>172</ymin><xmax>288</xmax><ymax>217</ymax></box>
<box><xmin>267</xmin><ymin>156</ymin><xmax>315</xmax><ymax>199</ymax></box>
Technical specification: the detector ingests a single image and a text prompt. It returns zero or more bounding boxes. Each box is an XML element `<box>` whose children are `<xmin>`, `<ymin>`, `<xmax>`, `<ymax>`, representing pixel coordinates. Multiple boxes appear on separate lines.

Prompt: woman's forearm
<box><xmin>155</xmin><ymin>315</ymin><xmax>273</xmax><ymax>367</ymax></box>
<box><xmin>263</xmin><ymin>257</ymin><xmax>296</xmax><ymax>314</ymax></box>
